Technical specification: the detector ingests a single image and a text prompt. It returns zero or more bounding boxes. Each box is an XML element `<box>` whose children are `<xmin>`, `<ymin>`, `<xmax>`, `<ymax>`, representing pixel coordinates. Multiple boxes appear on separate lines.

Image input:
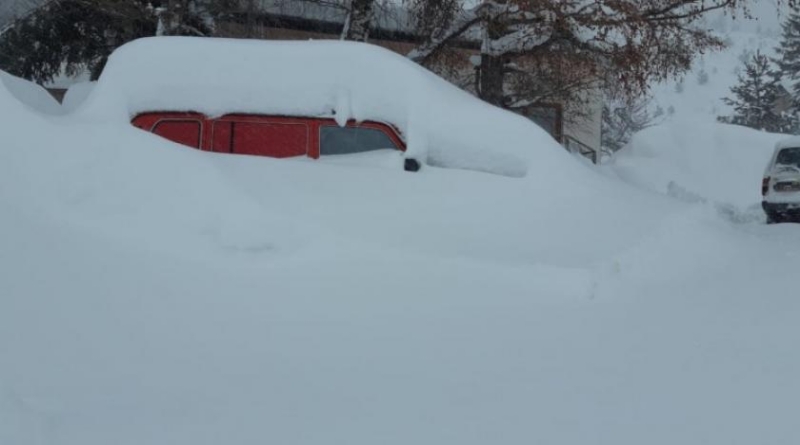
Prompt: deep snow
<box><xmin>2</xmin><ymin>38</ymin><xmax>800</xmax><ymax>445</ymax></box>
<box><xmin>607</xmin><ymin>122</ymin><xmax>784</xmax><ymax>210</ymax></box>
<box><xmin>0</xmin><ymin>70</ymin><xmax>63</xmax><ymax>115</ymax></box>
<box><xmin>79</xmin><ymin>37</ymin><xmax>567</xmax><ymax>178</ymax></box>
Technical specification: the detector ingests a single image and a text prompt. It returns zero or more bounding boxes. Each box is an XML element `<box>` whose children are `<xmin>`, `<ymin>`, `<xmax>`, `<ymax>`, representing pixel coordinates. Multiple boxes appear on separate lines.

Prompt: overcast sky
<box><xmin>737</xmin><ymin>1</ymin><xmax>792</xmax><ymax>31</ymax></box>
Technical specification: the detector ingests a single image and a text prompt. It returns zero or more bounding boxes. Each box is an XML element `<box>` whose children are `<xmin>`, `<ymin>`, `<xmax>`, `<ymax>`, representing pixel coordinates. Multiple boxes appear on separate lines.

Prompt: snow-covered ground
<box><xmin>3</xmin><ymin>38</ymin><xmax>800</xmax><ymax>445</ymax></box>
<box><xmin>607</xmin><ymin>122</ymin><xmax>785</xmax><ymax>219</ymax></box>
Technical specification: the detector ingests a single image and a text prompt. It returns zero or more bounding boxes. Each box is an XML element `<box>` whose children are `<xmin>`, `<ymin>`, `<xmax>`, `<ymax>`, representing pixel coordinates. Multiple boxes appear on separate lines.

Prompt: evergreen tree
<box><xmin>775</xmin><ymin>8</ymin><xmax>800</xmax><ymax>97</ymax></box>
<box><xmin>0</xmin><ymin>0</ymin><xmax>214</xmax><ymax>83</ymax></box>
<box><xmin>718</xmin><ymin>51</ymin><xmax>796</xmax><ymax>133</ymax></box>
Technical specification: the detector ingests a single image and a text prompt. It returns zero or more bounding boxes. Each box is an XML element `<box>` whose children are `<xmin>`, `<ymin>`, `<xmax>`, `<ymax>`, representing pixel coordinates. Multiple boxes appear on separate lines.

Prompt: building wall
<box><xmin>562</xmin><ymin>87</ymin><xmax>603</xmax><ymax>157</ymax></box>
<box><xmin>216</xmin><ymin>22</ymin><xmax>419</xmax><ymax>55</ymax></box>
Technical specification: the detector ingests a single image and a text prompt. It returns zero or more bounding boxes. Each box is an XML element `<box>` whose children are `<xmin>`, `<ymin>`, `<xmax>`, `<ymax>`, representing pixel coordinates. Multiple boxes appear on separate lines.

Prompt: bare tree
<box><xmin>407</xmin><ymin>0</ymin><xmax>797</xmax><ymax>111</ymax></box>
<box><xmin>341</xmin><ymin>0</ymin><xmax>375</xmax><ymax>41</ymax></box>
<box><xmin>602</xmin><ymin>94</ymin><xmax>664</xmax><ymax>153</ymax></box>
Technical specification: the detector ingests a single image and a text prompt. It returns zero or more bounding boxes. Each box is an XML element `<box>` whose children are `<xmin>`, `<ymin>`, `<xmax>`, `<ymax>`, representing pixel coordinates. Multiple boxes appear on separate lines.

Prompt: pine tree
<box><xmin>774</xmin><ymin>8</ymin><xmax>800</xmax><ymax>102</ymax></box>
<box><xmin>0</xmin><ymin>0</ymin><xmax>214</xmax><ymax>83</ymax></box>
<box><xmin>718</xmin><ymin>51</ymin><xmax>797</xmax><ymax>133</ymax></box>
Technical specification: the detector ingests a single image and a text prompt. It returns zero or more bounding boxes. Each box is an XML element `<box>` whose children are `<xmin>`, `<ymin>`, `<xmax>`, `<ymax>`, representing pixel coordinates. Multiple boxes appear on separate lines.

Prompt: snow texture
<box><xmin>0</xmin><ymin>71</ymin><xmax>63</xmax><ymax>115</ymax></box>
<box><xmin>3</xmin><ymin>33</ymin><xmax>800</xmax><ymax>445</ymax></box>
<box><xmin>79</xmin><ymin>37</ymin><xmax>575</xmax><ymax>178</ymax></box>
<box><xmin>61</xmin><ymin>81</ymin><xmax>95</xmax><ymax>113</ymax></box>
<box><xmin>608</xmin><ymin>122</ymin><xmax>784</xmax><ymax>210</ymax></box>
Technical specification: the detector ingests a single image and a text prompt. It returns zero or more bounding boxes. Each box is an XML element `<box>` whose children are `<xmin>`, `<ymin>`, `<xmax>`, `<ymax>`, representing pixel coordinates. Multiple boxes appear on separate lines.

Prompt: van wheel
<box><xmin>767</xmin><ymin>213</ymin><xmax>782</xmax><ymax>224</ymax></box>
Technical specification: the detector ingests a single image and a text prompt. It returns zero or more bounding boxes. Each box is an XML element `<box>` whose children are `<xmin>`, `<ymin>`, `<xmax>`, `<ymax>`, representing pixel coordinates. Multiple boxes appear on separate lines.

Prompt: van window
<box><xmin>776</xmin><ymin>147</ymin><xmax>800</xmax><ymax>167</ymax></box>
<box><xmin>320</xmin><ymin>125</ymin><xmax>400</xmax><ymax>155</ymax></box>
<box><xmin>153</xmin><ymin>120</ymin><xmax>202</xmax><ymax>149</ymax></box>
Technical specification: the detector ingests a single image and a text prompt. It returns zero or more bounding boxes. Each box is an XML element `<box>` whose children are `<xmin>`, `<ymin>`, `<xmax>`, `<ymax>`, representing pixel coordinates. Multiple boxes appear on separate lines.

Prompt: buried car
<box><xmin>74</xmin><ymin>37</ymin><xmax>582</xmax><ymax>179</ymax></box>
<box><xmin>131</xmin><ymin>112</ymin><xmax>421</xmax><ymax>171</ymax></box>
<box><xmin>763</xmin><ymin>138</ymin><xmax>800</xmax><ymax>223</ymax></box>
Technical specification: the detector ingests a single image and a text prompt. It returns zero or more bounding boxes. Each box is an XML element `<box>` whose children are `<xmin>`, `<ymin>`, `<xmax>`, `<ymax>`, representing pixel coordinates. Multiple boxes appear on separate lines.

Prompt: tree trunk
<box><xmin>479</xmin><ymin>52</ymin><xmax>505</xmax><ymax>107</ymax></box>
<box><xmin>478</xmin><ymin>17</ymin><xmax>506</xmax><ymax>108</ymax></box>
<box><xmin>343</xmin><ymin>0</ymin><xmax>374</xmax><ymax>42</ymax></box>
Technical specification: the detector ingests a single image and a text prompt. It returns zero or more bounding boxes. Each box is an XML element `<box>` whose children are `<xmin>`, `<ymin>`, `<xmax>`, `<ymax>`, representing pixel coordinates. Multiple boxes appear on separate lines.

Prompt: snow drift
<box><xmin>0</xmin><ymin>70</ymin><xmax>292</xmax><ymax>258</ymax></box>
<box><xmin>4</xmin><ymin>40</ymin><xmax>800</xmax><ymax>445</ymax></box>
<box><xmin>0</xmin><ymin>71</ymin><xmax>63</xmax><ymax>115</ymax></box>
<box><xmin>61</xmin><ymin>81</ymin><xmax>96</xmax><ymax>113</ymax></box>
<box><xmin>79</xmin><ymin>37</ymin><xmax>576</xmax><ymax>177</ymax></box>
<box><xmin>607</xmin><ymin>122</ymin><xmax>785</xmax><ymax>211</ymax></box>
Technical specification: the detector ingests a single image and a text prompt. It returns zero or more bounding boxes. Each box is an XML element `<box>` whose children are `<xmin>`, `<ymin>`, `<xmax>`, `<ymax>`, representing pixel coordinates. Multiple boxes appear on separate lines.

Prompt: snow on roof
<box><xmin>0</xmin><ymin>70</ymin><xmax>63</xmax><ymax>115</ymax></box>
<box><xmin>775</xmin><ymin>135</ymin><xmax>800</xmax><ymax>150</ymax></box>
<box><xmin>80</xmin><ymin>36</ymin><xmax>573</xmax><ymax>178</ymax></box>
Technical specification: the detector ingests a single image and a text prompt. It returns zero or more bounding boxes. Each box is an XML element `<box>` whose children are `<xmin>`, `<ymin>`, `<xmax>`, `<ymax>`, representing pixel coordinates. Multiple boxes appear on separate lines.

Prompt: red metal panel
<box><xmin>212</xmin><ymin>121</ymin><xmax>232</xmax><ymax>153</ymax></box>
<box><xmin>131</xmin><ymin>114</ymin><xmax>160</xmax><ymax>131</ymax></box>
<box><xmin>132</xmin><ymin>113</ymin><xmax>206</xmax><ymax>150</ymax></box>
<box><xmin>308</xmin><ymin>119</ymin><xmax>321</xmax><ymax>159</ymax></box>
<box><xmin>153</xmin><ymin>120</ymin><xmax>202</xmax><ymax>149</ymax></box>
<box><xmin>227</xmin><ymin>118</ymin><xmax>309</xmax><ymax>158</ymax></box>
<box><xmin>132</xmin><ymin>113</ymin><xmax>405</xmax><ymax>160</ymax></box>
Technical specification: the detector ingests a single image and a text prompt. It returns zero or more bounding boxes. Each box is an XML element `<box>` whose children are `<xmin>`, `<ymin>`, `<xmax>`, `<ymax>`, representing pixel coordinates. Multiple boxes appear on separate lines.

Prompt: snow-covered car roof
<box><xmin>775</xmin><ymin>135</ymin><xmax>800</xmax><ymax>151</ymax></box>
<box><xmin>78</xmin><ymin>37</ymin><xmax>571</xmax><ymax>178</ymax></box>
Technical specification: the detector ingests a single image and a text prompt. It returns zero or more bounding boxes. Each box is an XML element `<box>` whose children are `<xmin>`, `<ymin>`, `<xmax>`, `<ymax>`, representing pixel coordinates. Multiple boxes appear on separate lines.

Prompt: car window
<box><xmin>776</xmin><ymin>147</ymin><xmax>800</xmax><ymax>167</ymax></box>
<box><xmin>320</xmin><ymin>125</ymin><xmax>400</xmax><ymax>155</ymax></box>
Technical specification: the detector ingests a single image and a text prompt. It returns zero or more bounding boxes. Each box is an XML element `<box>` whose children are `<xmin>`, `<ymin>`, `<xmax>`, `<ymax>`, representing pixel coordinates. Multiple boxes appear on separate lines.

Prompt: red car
<box><xmin>132</xmin><ymin>112</ymin><xmax>420</xmax><ymax>171</ymax></box>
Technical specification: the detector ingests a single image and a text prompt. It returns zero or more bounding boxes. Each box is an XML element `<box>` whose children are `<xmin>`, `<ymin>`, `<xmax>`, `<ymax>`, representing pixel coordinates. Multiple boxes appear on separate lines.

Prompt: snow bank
<box><xmin>80</xmin><ymin>37</ymin><xmax>575</xmax><ymax>178</ymax></box>
<box><xmin>0</xmin><ymin>70</ymin><xmax>63</xmax><ymax>115</ymax></box>
<box><xmin>61</xmin><ymin>81</ymin><xmax>96</xmax><ymax>113</ymax></box>
<box><xmin>0</xmin><ymin>71</ymin><xmax>296</xmax><ymax>259</ymax></box>
<box><xmin>6</xmin><ymin>44</ymin><xmax>800</xmax><ymax>445</ymax></box>
<box><xmin>607</xmin><ymin>122</ymin><xmax>785</xmax><ymax>210</ymax></box>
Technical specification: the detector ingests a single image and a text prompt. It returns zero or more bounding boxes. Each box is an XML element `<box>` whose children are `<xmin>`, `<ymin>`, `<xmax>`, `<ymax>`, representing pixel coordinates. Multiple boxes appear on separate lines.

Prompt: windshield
<box><xmin>776</xmin><ymin>147</ymin><xmax>800</xmax><ymax>168</ymax></box>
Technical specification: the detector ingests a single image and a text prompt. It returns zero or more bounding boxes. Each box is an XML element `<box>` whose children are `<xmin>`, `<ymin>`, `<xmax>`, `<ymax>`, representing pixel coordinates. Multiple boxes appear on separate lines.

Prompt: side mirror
<box><xmin>404</xmin><ymin>158</ymin><xmax>421</xmax><ymax>172</ymax></box>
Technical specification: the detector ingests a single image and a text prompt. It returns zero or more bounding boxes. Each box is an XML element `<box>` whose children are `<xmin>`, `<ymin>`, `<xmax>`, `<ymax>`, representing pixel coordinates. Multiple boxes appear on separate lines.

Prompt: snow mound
<box><xmin>607</xmin><ymin>122</ymin><xmax>785</xmax><ymax>209</ymax></box>
<box><xmin>0</xmin><ymin>73</ymin><xmax>297</xmax><ymax>259</ymax></box>
<box><xmin>6</xmin><ymin>44</ymin><xmax>800</xmax><ymax>445</ymax></box>
<box><xmin>61</xmin><ymin>81</ymin><xmax>96</xmax><ymax>113</ymax></box>
<box><xmin>0</xmin><ymin>52</ymin><xmax>668</xmax><ymax>268</ymax></box>
<box><xmin>80</xmin><ymin>37</ymin><xmax>575</xmax><ymax>178</ymax></box>
<box><xmin>0</xmin><ymin>70</ymin><xmax>63</xmax><ymax>115</ymax></box>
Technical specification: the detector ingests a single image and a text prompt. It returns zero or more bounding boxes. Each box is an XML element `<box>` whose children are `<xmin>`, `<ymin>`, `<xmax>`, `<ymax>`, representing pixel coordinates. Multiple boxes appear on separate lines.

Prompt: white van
<box><xmin>763</xmin><ymin>137</ymin><xmax>800</xmax><ymax>223</ymax></box>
